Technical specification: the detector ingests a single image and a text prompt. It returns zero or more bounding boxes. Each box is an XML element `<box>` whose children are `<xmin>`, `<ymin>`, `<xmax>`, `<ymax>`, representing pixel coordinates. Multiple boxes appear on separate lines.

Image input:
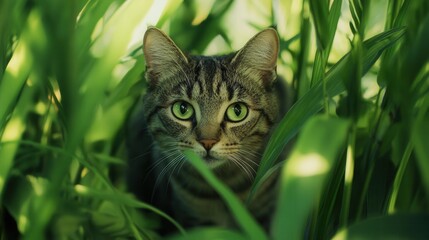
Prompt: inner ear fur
<box><xmin>232</xmin><ymin>28</ymin><xmax>279</xmax><ymax>71</ymax></box>
<box><xmin>142</xmin><ymin>27</ymin><xmax>188</xmax><ymax>85</ymax></box>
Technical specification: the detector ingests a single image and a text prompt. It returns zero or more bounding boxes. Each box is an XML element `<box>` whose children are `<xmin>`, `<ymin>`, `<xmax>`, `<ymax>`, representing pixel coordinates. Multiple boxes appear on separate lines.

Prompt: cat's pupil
<box><xmin>180</xmin><ymin>103</ymin><xmax>188</xmax><ymax>114</ymax></box>
<box><xmin>233</xmin><ymin>104</ymin><xmax>241</xmax><ymax>116</ymax></box>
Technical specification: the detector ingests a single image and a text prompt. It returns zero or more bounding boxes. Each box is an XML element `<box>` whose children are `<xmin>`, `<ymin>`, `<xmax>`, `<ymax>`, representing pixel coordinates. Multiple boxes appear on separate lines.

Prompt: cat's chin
<box><xmin>203</xmin><ymin>156</ymin><xmax>227</xmax><ymax>169</ymax></box>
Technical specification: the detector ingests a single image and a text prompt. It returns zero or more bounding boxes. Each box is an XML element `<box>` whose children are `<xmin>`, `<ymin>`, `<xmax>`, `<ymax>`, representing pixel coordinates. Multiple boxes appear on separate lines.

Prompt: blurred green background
<box><xmin>1</xmin><ymin>0</ymin><xmax>429</xmax><ymax>239</ymax></box>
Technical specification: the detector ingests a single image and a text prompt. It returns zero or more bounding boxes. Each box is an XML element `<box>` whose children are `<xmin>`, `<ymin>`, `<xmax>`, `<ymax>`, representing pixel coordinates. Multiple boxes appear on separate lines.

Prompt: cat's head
<box><xmin>141</xmin><ymin>27</ymin><xmax>281</xmax><ymax>171</ymax></box>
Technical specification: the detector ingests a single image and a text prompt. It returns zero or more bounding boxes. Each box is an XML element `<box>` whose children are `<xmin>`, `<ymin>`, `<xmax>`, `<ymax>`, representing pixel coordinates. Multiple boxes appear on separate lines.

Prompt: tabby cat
<box><xmin>127</xmin><ymin>27</ymin><xmax>290</xmax><ymax>231</ymax></box>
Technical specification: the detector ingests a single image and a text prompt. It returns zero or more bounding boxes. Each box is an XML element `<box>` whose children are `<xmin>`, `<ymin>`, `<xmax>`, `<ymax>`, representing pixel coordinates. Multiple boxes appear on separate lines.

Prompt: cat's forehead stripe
<box><xmin>201</xmin><ymin>58</ymin><xmax>217</xmax><ymax>96</ymax></box>
<box><xmin>191</xmin><ymin>80</ymin><xmax>201</xmax><ymax>98</ymax></box>
<box><xmin>211</xmin><ymin>58</ymin><xmax>222</xmax><ymax>97</ymax></box>
<box><xmin>219</xmin><ymin>64</ymin><xmax>229</xmax><ymax>97</ymax></box>
<box><xmin>183</xmin><ymin>57</ymin><xmax>226</xmax><ymax>100</ymax></box>
<box><xmin>188</xmin><ymin>60</ymin><xmax>202</xmax><ymax>98</ymax></box>
<box><xmin>169</xmin><ymin>82</ymin><xmax>188</xmax><ymax>98</ymax></box>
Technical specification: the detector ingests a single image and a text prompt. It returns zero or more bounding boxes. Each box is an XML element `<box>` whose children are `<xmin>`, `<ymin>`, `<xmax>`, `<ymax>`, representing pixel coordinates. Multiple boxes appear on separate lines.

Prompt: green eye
<box><xmin>172</xmin><ymin>101</ymin><xmax>194</xmax><ymax>120</ymax></box>
<box><xmin>225</xmin><ymin>103</ymin><xmax>248</xmax><ymax>122</ymax></box>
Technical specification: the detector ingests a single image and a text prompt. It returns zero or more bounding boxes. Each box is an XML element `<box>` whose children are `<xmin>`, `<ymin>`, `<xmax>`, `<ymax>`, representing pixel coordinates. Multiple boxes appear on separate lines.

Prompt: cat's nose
<box><xmin>199</xmin><ymin>139</ymin><xmax>218</xmax><ymax>151</ymax></box>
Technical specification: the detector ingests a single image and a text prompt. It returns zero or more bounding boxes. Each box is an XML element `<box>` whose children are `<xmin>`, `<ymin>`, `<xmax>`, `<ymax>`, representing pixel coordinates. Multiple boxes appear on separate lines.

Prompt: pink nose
<box><xmin>199</xmin><ymin>139</ymin><xmax>218</xmax><ymax>151</ymax></box>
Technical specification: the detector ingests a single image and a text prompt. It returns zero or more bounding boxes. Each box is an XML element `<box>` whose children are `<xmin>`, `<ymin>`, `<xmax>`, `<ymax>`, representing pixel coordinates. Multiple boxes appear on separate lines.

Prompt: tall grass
<box><xmin>1</xmin><ymin>0</ymin><xmax>429</xmax><ymax>239</ymax></box>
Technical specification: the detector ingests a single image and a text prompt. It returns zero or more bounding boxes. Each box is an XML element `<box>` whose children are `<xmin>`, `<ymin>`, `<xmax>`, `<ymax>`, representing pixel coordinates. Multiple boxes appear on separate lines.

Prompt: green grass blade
<box><xmin>64</xmin><ymin>0</ymin><xmax>153</xmax><ymax>154</ymax></box>
<box><xmin>0</xmin><ymin>0</ymin><xmax>26</xmax><ymax>77</ymax></box>
<box><xmin>167</xmin><ymin>227</ymin><xmax>247</xmax><ymax>240</ymax></box>
<box><xmin>248</xmin><ymin>27</ymin><xmax>406</xmax><ymax>203</ymax></box>
<box><xmin>0</xmin><ymin>9</ymin><xmax>45</xmax><ymax>198</ymax></box>
<box><xmin>2</xmin><ymin>175</ymin><xmax>33</xmax><ymax>232</ymax></box>
<box><xmin>0</xmin><ymin>26</ymin><xmax>33</xmax><ymax>133</ymax></box>
<box><xmin>349</xmin><ymin>0</ymin><xmax>370</xmax><ymax>36</ymax></box>
<box><xmin>0</xmin><ymin>87</ymin><xmax>32</xmax><ymax>200</ymax></box>
<box><xmin>295</xmin><ymin>13</ymin><xmax>311</xmax><ymax>99</ymax></box>
<box><xmin>309</xmin><ymin>0</ymin><xmax>329</xmax><ymax>49</ymax></box>
<box><xmin>104</xmin><ymin>57</ymin><xmax>146</xmax><ymax>107</ymax></box>
<box><xmin>327</xmin><ymin>0</ymin><xmax>343</xmax><ymax>41</ymax></box>
<box><xmin>392</xmin><ymin>0</ymin><xmax>411</xmax><ymax>28</ymax></box>
<box><xmin>332</xmin><ymin>214</ymin><xmax>429</xmax><ymax>239</ymax></box>
<box><xmin>339</xmin><ymin>34</ymin><xmax>365</xmax><ymax>227</ymax></box>
<box><xmin>310</xmin><ymin>0</ymin><xmax>342</xmax><ymax>87</ymax></box>
<box><xmin>272</xmin><ymin>116</ymin><xmax>350</xmax><ymax>240</ymax></box>
<box><xmin>72</xmin><ymin>184</ymin><xmax>186</xmax><ymax>235</ymax></box>
<box><xmin>387</xmin><ymin>142</ymin><xmax>413</xmax><ymax>213</ymax></box>
<box><xmin>183</xmin><ymin>150</ymin><xmax>267</xmax><ymax>240</ymax></box>
<box><xmin>412</xmin><ymin>80</ymin><xmax>429</xmax><ymax>202</ymax></box>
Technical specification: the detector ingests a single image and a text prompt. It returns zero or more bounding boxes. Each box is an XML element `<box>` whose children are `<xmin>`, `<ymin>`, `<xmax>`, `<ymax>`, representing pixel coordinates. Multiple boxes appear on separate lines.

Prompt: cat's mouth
<box><xmin>203</xmin><ymin>154</ymin><xmax>226</xmax><ymax>168</ymax></box>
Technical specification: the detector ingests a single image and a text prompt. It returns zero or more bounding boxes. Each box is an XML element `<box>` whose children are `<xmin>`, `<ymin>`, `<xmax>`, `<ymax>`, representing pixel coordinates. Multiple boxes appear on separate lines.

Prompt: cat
<box><xmin>126</xmin><ymin>27</ymin><xmax>291</xmax><ymax>232</ymax></box>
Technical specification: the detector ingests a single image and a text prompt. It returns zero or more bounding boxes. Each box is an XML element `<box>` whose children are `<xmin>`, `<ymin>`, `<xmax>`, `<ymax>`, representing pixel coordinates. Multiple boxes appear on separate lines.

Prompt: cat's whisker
<box><xmin>143</xmin><ymin>149</ymin><xmax>176</xmax><ymax>194</ymax></box>
<box><xmin>234</xmin><ymin>152</ymin><xmax>259</xmax><ymax>166</ymax></box>
<box><xmin>239</xmin><ymin>146</ymin><xmax>263</xmax><ymax>160</ymax></box>
<box><xmin>232</xmin><ymin>151</ymin><xmax>259</xmax><ymax>174</ymax></box>
<box><xmin>229</xmin><ymin>154</ymin><xmax>255</xmax><ymax>182</ymax></box>
<box><xmin>221</xmin><ymin>146</ymin><xmax>261</xmax><ymax>168</ymax></box>
<box><xmin>237</xmin><ymin>156</ymin><xmax>258</xmax><ymax>175</ymax></box>
<box><xmin>140</xmin><ymin>147</ymin><xmax>180</xmax><ymax>191</ymax></box>
<box><xmin>153</xmin><ymin>149</ymin><xmax>182</xmax><ymax>188</ymax></box>
<box><xmin>166</xmin><ymin>154</ymin><xmax>186</xmax><ymax>188</ymax></box>
<box><xmin>146</xmin><ymin>147</ymin><xmax>180</xmax><ymax>174</ymax></box>
<box><xmin>221</xmin><ymin>145</ymin><xmax>262</xmax><ymax>156</ymax></box>
<box><xmin>176</xmin><ymin>154</ymin><xmax>187</xmax><ymax>175</ymax></box>
<box><xmin>241</xmin><ymin>155</ymin><xmax>260</xmax><ymax>167</ymax></box>
<box><xmin>243</xmin><ymin>148</ymin><xmax>263</xmax><ymax>158</ymax></box>
<box><xmin>148</xmin><ymin>146</ymin><xmax>192</xmax><ymax>191</ymax></box>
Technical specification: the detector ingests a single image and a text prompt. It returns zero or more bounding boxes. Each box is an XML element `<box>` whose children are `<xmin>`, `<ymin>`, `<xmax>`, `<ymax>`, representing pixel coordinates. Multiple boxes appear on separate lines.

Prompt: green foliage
<box><xmin>272</xmin><ymin>116</ymin><xmax>350</xmax><ymax>240</ymax></box>
<box><xmin>1</xmin><ymin>0</ymin><xmax>429</xmax><ymax>239</ymax></box>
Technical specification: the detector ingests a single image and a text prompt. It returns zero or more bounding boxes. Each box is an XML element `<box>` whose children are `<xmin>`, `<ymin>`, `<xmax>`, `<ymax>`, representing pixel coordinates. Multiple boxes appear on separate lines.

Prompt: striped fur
<box><xmin>131</xmin><ymin>27</ymin><xmax>289</xmax><ymax>230</ymax></box>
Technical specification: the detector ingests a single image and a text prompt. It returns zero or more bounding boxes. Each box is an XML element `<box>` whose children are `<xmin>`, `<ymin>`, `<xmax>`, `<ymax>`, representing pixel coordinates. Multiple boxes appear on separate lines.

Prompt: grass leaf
<box><xmin>272</xmin><ymin>116</ymin><xmax>350</xmax><ymax>240</ymax></box>
<box><xmin>332</xmin><ymin>214</ymin><xmax>429</xmax><ymax>239</ymax></box>
<box><xmin>71</xmin><ymin>184</ymin><xmax>186</xmax><ymax>235</ymax></box>
<box><xmin>167</xmin><ymin>227</ymin><xmax>247</xmax><ymax>240</ymax></box>
<box><xmin>183</xmin><ymin>150</ymin><xmax>267</xmax><ymax>240</ymax></box>
<box><xmin>309</xmin><ymin>0</ymin><xmax>329</xmax><ymax>49</ymax></box>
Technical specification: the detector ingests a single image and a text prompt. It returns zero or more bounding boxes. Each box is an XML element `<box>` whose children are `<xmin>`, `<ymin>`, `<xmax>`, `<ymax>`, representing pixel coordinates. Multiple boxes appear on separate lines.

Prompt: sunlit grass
<box><xmin>272</xmin><ymin>116</ymin><xmax>349</xmax><ymax>240</ymax></box>
<box><xmin>288</xmin><ymin>153</ymin><xmax>330</xmax><ymax>177</ymax></box>
<box><xmin>1</xmin><ymin>0</ymin><xmax>429</xmax><ymax>239</ymax></box>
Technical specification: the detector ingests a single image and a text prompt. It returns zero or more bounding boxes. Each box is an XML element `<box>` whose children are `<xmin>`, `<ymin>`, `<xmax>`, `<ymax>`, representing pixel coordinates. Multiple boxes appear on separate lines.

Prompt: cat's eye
<box><xmin>171</xmin><ymin>101</ymin><xmax>194</xmax><ymax>120</ymax></box>
<box><xmin>225</xmin><ymin>103</ymin><xmax>248</xmax><ymax>122</ymax></box>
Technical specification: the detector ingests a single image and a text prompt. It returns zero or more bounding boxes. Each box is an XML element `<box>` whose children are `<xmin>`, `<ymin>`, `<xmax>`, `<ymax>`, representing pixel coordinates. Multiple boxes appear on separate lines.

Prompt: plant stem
<box><xmin>387</xmin><ymin>142</ymin><xmax>413</xmax><ymax>213</ymax></box>
<box><xmin>340</xmin><ymin>125</ymin><xmax>355</xmax><ymax>227</ymax></box>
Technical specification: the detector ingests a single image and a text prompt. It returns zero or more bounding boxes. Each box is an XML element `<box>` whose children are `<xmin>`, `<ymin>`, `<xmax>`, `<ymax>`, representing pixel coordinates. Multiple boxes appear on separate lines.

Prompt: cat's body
<box><xmin>127</xmin><ymin>27</ymin><xmax>291</xmax><ymax>231</ymax></box>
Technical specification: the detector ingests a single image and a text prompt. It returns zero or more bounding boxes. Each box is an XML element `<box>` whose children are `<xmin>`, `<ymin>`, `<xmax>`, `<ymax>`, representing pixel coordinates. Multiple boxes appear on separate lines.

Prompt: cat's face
<box><xmin>142</xmin><ymin>28</ymin><xmax>280</xmax><ymax>173</ymax></box>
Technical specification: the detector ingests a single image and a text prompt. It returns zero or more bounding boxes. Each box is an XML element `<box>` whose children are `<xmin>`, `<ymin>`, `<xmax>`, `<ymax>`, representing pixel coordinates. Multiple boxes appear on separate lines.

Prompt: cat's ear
<box><xmin>143</xmin><ymin>27</ymin><xmax>188</xmax><ymax>86</ymax></box>
<box><xmin>231</xmin><ymin>28</ymin><xmax>279</xmax><ymax>86</ymax></box>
